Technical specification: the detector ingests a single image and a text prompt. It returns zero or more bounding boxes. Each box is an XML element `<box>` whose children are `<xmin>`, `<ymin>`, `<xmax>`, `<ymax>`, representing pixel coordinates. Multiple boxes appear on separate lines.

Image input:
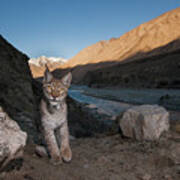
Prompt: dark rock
<box><xmin>0</xmin><ymin>35</ymin><xmax>38</xmax><ymax>141</ymax></box>
<box><xmin>67</xmin><ymin>96</ymin><xmax>118</xmax><ymax>138</ymax></box>
<box><xmin>159</xmin><ymin>94</ymin><xmax>180</xmax><ymax>110</ymax></box>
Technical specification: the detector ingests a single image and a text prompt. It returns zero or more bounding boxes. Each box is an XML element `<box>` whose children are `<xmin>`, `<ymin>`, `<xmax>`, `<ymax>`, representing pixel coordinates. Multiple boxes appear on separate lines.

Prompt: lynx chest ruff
<box><xmin>40</xmin><ymin>99</ymin><xmax>67</xmax><ymax>130</ymax></box>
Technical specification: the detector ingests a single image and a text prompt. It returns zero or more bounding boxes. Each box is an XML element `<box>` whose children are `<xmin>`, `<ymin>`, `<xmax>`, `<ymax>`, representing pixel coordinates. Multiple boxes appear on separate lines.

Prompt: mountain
<box><xmin>29</xmin><ymin>56</ymin><xmax>68</xmax><ymax>77</ymax></box>
<box><xmin>63</xmin><ymin>7</ymin><xmax>180</xmax><ymax>68</ymax></box>
<box><xmin>82</xmin><ymin>41</ymin><xmax>180</xmax><ymax>88</ymax></box>
<box><xmin>53</xmin><ymin>7</ymin><xmax>180</xmax><ymax>87</ymax></box>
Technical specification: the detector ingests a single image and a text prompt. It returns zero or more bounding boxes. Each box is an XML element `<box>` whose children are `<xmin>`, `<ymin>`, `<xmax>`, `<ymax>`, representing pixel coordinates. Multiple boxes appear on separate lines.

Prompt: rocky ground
<box><xmin>1</xmin><ymin>110</ymin><xmax>180</xmax><ymax>180</ymax></box>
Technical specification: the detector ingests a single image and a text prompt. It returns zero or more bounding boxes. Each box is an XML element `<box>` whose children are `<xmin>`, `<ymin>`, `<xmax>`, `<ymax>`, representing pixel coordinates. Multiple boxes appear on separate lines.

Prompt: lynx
<box><xmin>40</xmin><ymin>66</ymin><xmax>72</xmax><ymax>165</ymax></box>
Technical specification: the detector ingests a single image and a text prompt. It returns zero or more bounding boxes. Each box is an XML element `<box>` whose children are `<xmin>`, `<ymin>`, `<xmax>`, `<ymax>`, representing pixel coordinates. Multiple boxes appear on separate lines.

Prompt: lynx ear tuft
<box><xmin>61</xmin><ymin>72</ymin><xmax>72</xmax><ymax>88</ymax></box>
<box><xmin>43</xmin><ymin>65</ymin><xmax>53</xmax><ymax>83</ymax></box>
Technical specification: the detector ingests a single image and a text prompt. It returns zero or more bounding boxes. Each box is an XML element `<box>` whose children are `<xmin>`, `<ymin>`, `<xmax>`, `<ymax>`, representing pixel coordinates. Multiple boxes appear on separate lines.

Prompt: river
<box><xmin>68</xmin><ymin>85</ymin><xmax>180</xmax><ymax>117</ymax></box>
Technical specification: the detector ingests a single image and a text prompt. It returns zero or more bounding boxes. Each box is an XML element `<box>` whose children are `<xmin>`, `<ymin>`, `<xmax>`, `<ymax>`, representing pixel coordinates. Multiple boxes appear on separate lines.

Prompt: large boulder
<box><xmin>0</xmin><ymin>107</ymin><xmax>27</xmax><ymax>170</ymax></box>
<box><xmin>0</xmin><ymin>35</ymin><xmax>38</xmax><ymax>141</ymax></box>
<box><xmin>119</xmin><ymin>105</ymin><xmax>169</xmax><ymax>141</ymax></box>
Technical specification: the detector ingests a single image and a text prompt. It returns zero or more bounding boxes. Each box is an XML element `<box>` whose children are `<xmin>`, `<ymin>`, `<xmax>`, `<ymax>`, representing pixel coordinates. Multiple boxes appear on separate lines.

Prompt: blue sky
<box><xmin>0</xmin><ymin>0</ymin><xmax>179</xmax><ymax>59</ymax></box>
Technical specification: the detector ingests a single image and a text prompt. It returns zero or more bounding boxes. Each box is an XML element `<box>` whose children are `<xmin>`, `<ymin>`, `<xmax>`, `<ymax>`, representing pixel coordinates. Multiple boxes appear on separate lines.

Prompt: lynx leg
<box><xmin>59</xmin><ymin>122</ymin><xmax>72</xmax><ymax>162</ymax></box>
<box><xmin>44</xmin><ymin>128</ymin><xmax>62</xmax><ymax>165</ymax></box>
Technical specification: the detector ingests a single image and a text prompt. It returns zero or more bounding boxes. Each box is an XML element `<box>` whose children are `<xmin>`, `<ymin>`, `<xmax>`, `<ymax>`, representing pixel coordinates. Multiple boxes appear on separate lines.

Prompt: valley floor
<box><xmin>2</xmin><ymin>111</ymin><xmax>180</xmax><ymax>180</ymax></box>
<box><xmin>1</xmin><ymin>86</ymin><xmax>180</xmax><ymax>180</ymax></box>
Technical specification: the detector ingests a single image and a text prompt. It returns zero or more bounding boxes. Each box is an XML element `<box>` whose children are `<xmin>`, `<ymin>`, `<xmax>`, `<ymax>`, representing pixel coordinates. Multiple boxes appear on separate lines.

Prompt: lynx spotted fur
<box><xmin>40</xmin><ymin>67</ymin><xmax>72</xmax><ymax>165</ymax></box>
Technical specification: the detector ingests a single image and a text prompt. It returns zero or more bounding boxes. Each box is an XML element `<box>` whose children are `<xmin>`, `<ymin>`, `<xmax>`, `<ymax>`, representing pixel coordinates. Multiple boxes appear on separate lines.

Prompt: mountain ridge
<box><xmin>61</xmin><ymin>7</ymin><xmax>180</xmax><ymax>68</ymax></box>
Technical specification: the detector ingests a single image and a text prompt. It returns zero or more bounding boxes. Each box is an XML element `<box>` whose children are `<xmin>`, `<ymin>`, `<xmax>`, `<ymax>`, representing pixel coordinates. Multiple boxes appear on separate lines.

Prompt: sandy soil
<box><xmin>1</xmin><ymin>111</ymin><xmax>180</xmax><ymax>180</ymax></box>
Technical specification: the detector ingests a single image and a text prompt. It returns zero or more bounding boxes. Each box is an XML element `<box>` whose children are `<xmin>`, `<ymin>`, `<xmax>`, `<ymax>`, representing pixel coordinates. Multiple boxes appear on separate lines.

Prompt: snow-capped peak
<box><xmin>29</xmin><ymin>56</ymin><xmax>68</xmax><ymax>67</ymax></box>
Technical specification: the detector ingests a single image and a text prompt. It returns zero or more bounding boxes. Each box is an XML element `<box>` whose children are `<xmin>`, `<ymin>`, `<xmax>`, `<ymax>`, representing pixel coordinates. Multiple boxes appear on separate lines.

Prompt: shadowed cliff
<box><xmin>0</xmin><ymin>35</ymin><xmax>39</xmax><ymax>140</ymax></box>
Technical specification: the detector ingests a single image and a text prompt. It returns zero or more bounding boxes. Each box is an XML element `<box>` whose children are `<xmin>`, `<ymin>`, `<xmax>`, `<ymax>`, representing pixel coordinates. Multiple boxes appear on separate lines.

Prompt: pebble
<box><xmin>176</xmin><ymin>165</ymin><xmax>180</xmax><ymax>174</ymax></box>
<box><xmin>83</xmin><ymin>164</ymin><xmax>89</xmax><ymax>169</ymax></box>
<box><xmin>70</xmin><ymin>135</ymin><xmax>76</xmax><ymax>140</ymax></box>
<box><xmin>175</xmin><ymin>124</ymin><xmax>180</xmax><ymax>134</ymax></box>
<box><xmin>35</xmin><ymin>145</ymin><xmax>48</xmax><ymax>157</ymax></box>
<box><xmin>141</xmin><ymin>174</ymin><xmax>151</xmax><ymax>180</ymax></box>
<box><xmin>97</xmin><ymin>156</ymin><xmax>109</xmax><ymax>164</ymax></box>
<box><xmin>86</xmin><ymin>104</ymin><xmax>97</xmax><ymax>109</ymax></box>
<box><xmin>164</xmin><ymin>174</ymin><xmax>173</xmax><ymax>180</ymax></box>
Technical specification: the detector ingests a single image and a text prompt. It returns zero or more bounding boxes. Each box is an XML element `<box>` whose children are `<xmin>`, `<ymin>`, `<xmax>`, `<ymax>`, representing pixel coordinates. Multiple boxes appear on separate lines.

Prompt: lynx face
<box><xmin>43</xmin><ymin>68</ymin><xmax>72</xmax><ymax>106</ymax></box>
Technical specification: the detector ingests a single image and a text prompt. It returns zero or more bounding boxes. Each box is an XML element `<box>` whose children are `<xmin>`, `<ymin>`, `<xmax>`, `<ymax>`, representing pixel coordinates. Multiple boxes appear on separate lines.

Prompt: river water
<box><xmin>68</xmin><ymin>85</ymin><xmax>180</xmax><ymax>117</ymax></box>
<box><xmin>68</xmin><ymin>86</ymin><xmax>131</xmax><ymax>116</ymax></box>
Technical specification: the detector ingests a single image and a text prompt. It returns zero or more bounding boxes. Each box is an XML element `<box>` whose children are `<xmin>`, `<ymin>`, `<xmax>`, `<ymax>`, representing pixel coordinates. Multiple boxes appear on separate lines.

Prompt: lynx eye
<box><xmin>59</xmin><ymin>90</ymin><xmax>64</xmax><ymax>95</ymax></box>
<box><xmin>46</xmin><ymin>86</ymin><xmax>52</xmax><ymax>93</ymax></box>
<box><xmin>59</xmin><ymin>88</ymin><xmax>66</xmax><ymax>95</ymax></box>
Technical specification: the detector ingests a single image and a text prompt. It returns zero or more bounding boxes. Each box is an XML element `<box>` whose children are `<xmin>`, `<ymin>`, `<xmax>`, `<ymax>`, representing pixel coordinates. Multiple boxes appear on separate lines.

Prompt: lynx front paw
<box><xmin>50</xmin><ymin>155</ymin><xmax>62</xmax><ymax>166</ymax></box>
<box><xmin>61</xmin><ymin>147</ymin><xmax>72</xmax><ymax>163</ymax></box>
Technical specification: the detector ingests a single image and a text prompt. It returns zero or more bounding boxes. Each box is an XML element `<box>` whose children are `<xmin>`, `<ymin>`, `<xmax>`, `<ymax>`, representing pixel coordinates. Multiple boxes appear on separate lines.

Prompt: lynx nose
<box><xmin>51</xmin><ymin>91</ymin><xmax>59</xmax><ymax>99</ymax></box>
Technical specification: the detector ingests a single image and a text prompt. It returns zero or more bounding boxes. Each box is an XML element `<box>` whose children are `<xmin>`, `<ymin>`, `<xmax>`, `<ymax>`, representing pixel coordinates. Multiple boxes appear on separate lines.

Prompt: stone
<box><xmin>83</xmin><ymin>164</ymin><xmax>89</xmax><ymax>169</ymax></box>
<box><xmin>35</xmin><ymin>145</ymin><xmax>48</xmax><ymax>157</ymax></box>
<box><xmin>69</xmin><ymin>135</ymin><xmax>76</xmax><ymax>140</ymax></box>
<box><xmin>175</xmin><ymin>124</ymin><xmax>180</xmax><ymax>134</ymax></box>
<box><xmin>86</xmin><ymin>104</ymin><xmax>97</xmax><ymax>109</ymax></box>
<box><xmin>164</xmin><ymin>174</ymin><xmax>173</xmax><ymax>180</ymax></box>
<box><xmin>119</xmin><ymin>105</ymin><xmax>169</xmax><ymax>141</ymax></box>
<box><xmin>141</xmin><ymin>174</ymin><xmax>151</xmax><ymax>180</ymax></box>
<box><xmin>169</xmin><ymin>143</ymin><xmax>180</xmax><ymax>165</ymax></box>
<box><xmin>0</xmin><ymin>107</ymin><xmax>27</xmax><ymax>170</ymax></box>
